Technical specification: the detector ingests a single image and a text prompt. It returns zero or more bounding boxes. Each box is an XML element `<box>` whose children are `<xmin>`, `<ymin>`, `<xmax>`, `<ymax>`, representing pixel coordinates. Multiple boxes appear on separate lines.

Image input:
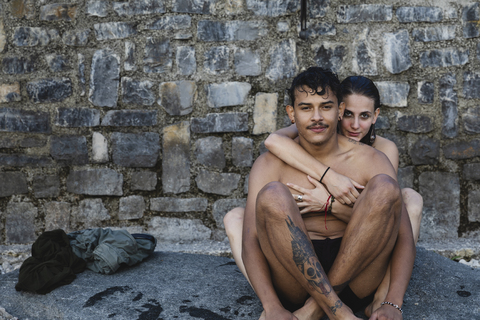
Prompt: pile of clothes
<box><xmin>15</xmin><ymin>228</ymin><xmax>156</xmax><ymax>294</ymax></box>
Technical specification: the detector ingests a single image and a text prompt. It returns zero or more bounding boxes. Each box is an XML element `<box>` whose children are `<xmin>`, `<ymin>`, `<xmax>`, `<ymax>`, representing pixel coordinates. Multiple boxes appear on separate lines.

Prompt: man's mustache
<box><xmin>306</xmin><ymin>122</ymin><xmax>328</xmax><ymax>129</ymax></box>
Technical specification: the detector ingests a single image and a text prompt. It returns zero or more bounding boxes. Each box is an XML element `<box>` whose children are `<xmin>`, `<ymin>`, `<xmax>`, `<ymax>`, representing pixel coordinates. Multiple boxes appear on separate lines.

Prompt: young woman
<box><xmin>224</xmin><ymin>76</ymin><xmax>423</xmax><ymax>319</ymax></box>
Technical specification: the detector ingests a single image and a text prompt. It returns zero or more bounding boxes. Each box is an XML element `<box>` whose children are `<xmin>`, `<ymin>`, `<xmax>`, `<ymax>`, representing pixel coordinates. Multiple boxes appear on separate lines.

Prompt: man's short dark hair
<box><xmin>287</xmin><ymin>67</ymin><xmax>342</xmax><ymax>106</ymax></box>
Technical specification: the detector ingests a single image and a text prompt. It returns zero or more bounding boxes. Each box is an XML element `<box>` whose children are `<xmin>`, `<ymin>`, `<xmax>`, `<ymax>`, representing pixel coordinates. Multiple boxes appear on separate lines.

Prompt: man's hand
<box><xmin>369</xmin><ymin>304</ymin><xmax>403</xmax><ymax>320</ymax></box>
<box><xmin>321</xmin><ymin>169</ymin><xmax>364</xmax><ymax>206</ymax></box>
<box><xmin>287</xmin><ymin>175</ymin><xmax>330</xmax><ymax>214</ymax></box>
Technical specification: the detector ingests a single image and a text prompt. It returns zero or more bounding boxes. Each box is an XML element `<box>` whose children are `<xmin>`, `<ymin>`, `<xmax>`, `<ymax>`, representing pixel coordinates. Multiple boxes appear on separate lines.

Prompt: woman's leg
<box><xmin>223</xmin><ymin>207</ymin><xmax>251</xmax><ymax>285</ymax></box>
<box><xmin>364</xmin><ymin>188</ymin><xmax>423</xmax><ymax>317</ymax></box>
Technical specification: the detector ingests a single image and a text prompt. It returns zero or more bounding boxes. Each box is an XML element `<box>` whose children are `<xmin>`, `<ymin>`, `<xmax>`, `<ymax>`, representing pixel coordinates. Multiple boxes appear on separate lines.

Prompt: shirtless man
<box><xmin>242</xmin><ymin>67</ymin><xmax>415</xmax><ymax>320</ymax></box>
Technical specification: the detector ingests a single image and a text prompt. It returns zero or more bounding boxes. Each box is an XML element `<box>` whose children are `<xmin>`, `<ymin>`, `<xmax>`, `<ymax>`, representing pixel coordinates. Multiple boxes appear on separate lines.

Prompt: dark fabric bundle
<box><xmin>15</xmin><ymin>229</ymin><xmax>86</xmax><ymax>294</ymax></box>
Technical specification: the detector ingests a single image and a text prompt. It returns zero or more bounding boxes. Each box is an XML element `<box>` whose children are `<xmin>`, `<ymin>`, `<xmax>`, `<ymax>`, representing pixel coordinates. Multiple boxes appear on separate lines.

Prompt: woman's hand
<box><xmin>321</xmin><ymin>169</ymin><xmax>364</xmax><ymax>206</ymax></box>
<box><xmin>287</xmin><ymin>176</ymin><xmax>330</xmax><ymax>214</ymax></box>
<box><xmin>369</xmin><ymin>304</ymin><xmax>403</xmax><ymax>320</ymax></box>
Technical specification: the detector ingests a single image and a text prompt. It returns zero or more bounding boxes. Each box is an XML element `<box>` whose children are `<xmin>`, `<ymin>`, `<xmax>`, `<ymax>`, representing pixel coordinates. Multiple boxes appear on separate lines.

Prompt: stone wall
<box><xmin>0</xmin><ymin>0</ymin><xmax>479</xmax><ymax>245</ymax></box>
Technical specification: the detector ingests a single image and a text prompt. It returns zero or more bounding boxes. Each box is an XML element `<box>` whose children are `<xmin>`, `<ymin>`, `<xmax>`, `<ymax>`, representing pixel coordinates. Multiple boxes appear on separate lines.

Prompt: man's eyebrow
<box><xmin>297</xmin><ymin>100</ymin><xmax>335</xmax><ymax>106</ymax></box>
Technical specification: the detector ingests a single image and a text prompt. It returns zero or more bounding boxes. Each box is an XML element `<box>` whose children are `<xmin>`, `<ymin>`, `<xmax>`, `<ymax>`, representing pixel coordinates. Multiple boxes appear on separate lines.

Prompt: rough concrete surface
<box><xmin>0</xmin><ymin>247</ymin><xmax>479</xmax><ymax>320</ymax></box>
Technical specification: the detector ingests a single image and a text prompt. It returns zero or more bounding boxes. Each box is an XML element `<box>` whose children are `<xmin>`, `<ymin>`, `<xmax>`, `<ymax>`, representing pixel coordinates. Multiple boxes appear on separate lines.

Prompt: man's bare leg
<box><xmin>364</xmin><ymin>188</ymin><xmax>422</xmax><ymax>317</ymax></box>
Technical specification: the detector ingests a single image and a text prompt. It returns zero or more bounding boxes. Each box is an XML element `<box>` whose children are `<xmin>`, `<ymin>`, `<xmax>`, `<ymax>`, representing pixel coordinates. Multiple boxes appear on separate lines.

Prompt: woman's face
<box><xmin>340</xmin><ymin>94</ymin><xmax>380</xmax><ymax>141</ymax></box>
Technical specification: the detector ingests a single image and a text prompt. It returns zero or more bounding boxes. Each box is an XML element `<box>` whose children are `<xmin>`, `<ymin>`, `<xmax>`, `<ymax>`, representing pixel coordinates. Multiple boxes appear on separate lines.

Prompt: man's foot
<box><xmin>258</xmin><ymin>310</ymin><xmax>266</xmax><ymax>320</ymax></box>
<box><xmin>293</xmin><ymin>297</ymin><xmax>324</xmax><ymax>320</ymax></box>
<box><xmin>364</xmin><ymin>298</ymin><xmax>382</xmax><ymax>318</ymax></box>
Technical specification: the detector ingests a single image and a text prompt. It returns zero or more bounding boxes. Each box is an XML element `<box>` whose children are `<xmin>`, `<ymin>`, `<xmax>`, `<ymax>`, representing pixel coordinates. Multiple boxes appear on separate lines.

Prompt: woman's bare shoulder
<box><xmin>374</xmin><ymin>136</ymin><xmax>398</xmax><ymax>154</ymax></box>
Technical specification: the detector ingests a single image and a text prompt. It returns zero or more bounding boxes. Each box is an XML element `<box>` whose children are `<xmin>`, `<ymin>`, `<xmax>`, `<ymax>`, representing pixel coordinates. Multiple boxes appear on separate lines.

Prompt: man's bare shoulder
<box><xmin>251</xmin><ymin>151</ymin><xmax>285</xmax><ymax>173</ymax></box>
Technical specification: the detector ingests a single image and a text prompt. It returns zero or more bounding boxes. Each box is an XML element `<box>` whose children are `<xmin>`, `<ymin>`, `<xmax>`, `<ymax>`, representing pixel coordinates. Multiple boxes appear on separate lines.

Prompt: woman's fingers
<box><xmin>286</xmin><ymin>182</ymin><xmax>307</xmax><ymax>194</ymax></box>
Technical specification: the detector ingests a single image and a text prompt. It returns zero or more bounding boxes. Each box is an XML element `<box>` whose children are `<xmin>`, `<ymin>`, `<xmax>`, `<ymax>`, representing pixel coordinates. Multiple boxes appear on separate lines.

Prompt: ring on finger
<box><xmin>297</xmin><ymin>195</ymin><xmax>303</xmax><ymax>201</ymax></box>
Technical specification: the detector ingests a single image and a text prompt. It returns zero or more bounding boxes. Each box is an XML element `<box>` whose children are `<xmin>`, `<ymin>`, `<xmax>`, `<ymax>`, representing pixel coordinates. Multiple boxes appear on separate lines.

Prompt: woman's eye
<box><xmin>361</xmin><ymin>114</ymin><xmax>370</xmax><ymax>119</ymax></box>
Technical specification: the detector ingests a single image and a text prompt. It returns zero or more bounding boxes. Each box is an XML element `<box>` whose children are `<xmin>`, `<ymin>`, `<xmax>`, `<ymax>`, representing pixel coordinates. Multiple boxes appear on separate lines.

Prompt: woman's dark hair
<box><xmin>341</xmin><ymin>76</ymin><xmax>381</xmax><ymax>146</ymax></box>
<box><xmin>287</xmin><ymin>67</ymin><xmax>342</xmax><ymax>106</ymax></box>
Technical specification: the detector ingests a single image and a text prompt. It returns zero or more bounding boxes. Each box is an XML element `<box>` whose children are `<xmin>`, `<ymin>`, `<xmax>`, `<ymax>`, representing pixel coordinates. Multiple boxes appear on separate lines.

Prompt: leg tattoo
<box><xmin>286</xmin><ymin>216</ymin><xmax>331</xmax><ymax>296</ymax></box>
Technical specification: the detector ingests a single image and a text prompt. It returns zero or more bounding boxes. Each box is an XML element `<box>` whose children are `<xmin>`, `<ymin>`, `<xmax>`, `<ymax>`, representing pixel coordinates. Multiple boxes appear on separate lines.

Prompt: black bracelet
<box><xmin>319</xmin><ymin>167</ymin><xmax>330</xmax><ymax>183</ymax></box>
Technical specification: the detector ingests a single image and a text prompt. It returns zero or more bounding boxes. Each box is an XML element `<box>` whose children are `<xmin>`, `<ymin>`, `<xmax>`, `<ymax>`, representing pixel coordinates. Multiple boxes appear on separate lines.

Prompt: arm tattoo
<box><xmin>286</xmin><ymin>216</ymin><xmax>331</xmax><ymax>296</ymax></box>
<box><xmin>330</xmin><ymin>300</ymin><xmax>343</xmax><ymax>316</ymax></box>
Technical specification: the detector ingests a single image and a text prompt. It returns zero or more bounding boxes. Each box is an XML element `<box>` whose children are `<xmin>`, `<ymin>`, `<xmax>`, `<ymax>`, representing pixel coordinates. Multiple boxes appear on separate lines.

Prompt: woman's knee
<box><xmin>223</xmin><ymin>207</ymin><xmax>245</xmax><ymax>235</ymax></box>
<box><xmin>402</xmin><ymin>188</ymin><xmax>423</xmax><ymax>222</ymax></box>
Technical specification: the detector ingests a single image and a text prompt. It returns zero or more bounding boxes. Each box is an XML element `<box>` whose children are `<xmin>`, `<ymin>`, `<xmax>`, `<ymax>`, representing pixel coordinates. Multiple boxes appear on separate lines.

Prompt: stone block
<box><xmin>418</xmin><ymin>81</ymin><xmax>434</xmax><ymax>104</ymax></box>
<box><xmin>72</xmin><ymin>199</ymin><xmax>110</xmax><ymax>227</ymax></box>
<box><xmin>44</xmin><ymin>202</ymin><xmax>71</xmax><ymax>232</ymax></box>
<box><xmin>0</xmin><ymin>108</ymin><xmax>50</xmax><ymax>133</ymax></box>
<box><xmin>56</xmin><ymin>107</ymin><xmax>100</xmax><ymax>127</ymax></box>
<box><xmin>439</xmin><ymin>73</ymin><xmax>458</xmax><ymax>139</ymax></box>
<box><xmin>173</xmin><ymin>0</ymin><xmax>217</xmax><ymax>14</ymax></box>
<box><xmin>409</xmin><ymin>137</ymin><xmax>440</xmax><ymax>165</ymax></box>
<box><xmin>111</xmin><ymin>132</ymin><xmax>160</xmax><ymax>167</ymax></box>
<box><xmin>420</xmin><ymin>48</ymin><xmax>469</xmax><ymax>68</ymax></box>
<box><xmin>396</xmin><ymin>6</ymin><xmax>443</xmax><ymax>23</ymax></box>
<box><xmin>0</xmin><ymin>83</ymin><xmax>21</xmax><ymax>103</ymax></box>
<box><xmin>124</xmin><ymin>42</ymin><xmax>136</xmax><ymax>71</ymax></box>
<box><xmin>397</xmin><ymin>115</ymin><xmax>433</xmax><ymax>133</ymax></box>
<box><xmin>463</xmin><ymin>107</ymin><xmax>480</xmax><ymax>133</ymax></box>
<box><xmin>195</xmin><ymin>169</ymin><xmax>241</xmax><ymax>195</ymax></box>
<box><xmin>6</xmin><ymin>202</ymin><xmax>36</xmax><ymax>244</ymax></box>
<box><xmin>468</xmin><ymin>190</ymin><xmax>480</xmax><ymax>222</ymax></box>
<box><xmin>40</xmin><ymin>4</ymin><xmax>77</xmax><ymax>21</ymax></box>
<box><xmin>232</xmin><ymin>137</ymin><xmax>253</xmax><ymax>167</ymax></box>
<box><xmin>67</xmin><ymin>169</ymin><xmax>123</xmax><ymax>196</ymax></box>
<box><xmin>144</xmin><ymin>37</ymin><xmax>171</xmax><ymax>73</ymax></box>
<box><xmin>163</xmin><ymin>122</ymin><xmax>190</xmax><ymax>194</ymax></box>
<box><xmin>11</xmin><ymin>0</ymin><xmax>35</xmax><ymax>19</ymax></box>
<box><xmin>78</xmin><ymin>54</ymin><xmax>86</xmax><ymax>96</ymax></box>
<box><xmin>462</xmin><ymin>3</ymin><xmax>480</xmax><ymax>38</ymax></box>
<box><xmin>13</xmin><ymin>27</ymin><xmax>58</xmax><ymax>46</ymax></box>
<box><xmin>150</xmin><ymin>198</ymin><xmax>208</xmax><ymax>212</ymax></box>
<box><xmin>87</xmin><ymin>1</ymin><xmax>109</xmax><ymax>17</ymax></box>
<box><xmin>159</xmin><ymin>81</ymin><xmax>196</xmax><ymax>116</ymax></box>
<box><xmin>303</xmin><ymin>22</ymin><xmax>336</xmax><ymax>38</ymax></box>
<box><xmin>253</xmin><ymin>93</ymin><xmax>278</xmax><ymax>135</ymax></box>
<box><xmin>92</xmin><ymin>132</ymin><xmax>109</xmax><ymax>163</ymax></box>
<box><xmin>0</xmin><ymin>21</ymin><xmax>4</xmax><ymax>53</ymax></box>
<box><xmin>309</xmin><ymin>0</ymin><xmax>329</xmax><ymax>18</ymax></box>
<box><xmin>119</xmin><ymin>196</ymin><xmax>145</xmax><ymax>220</ymax></box>
<box><xmin>266</xmin><ymin>39</ymin><xmax>298</xmax><ymax>81</ymax></box>
<box><xmin>277</xmin><ymin>21</ymin><xmax>289</xmax><ymax>32</ymax></box>
<box><xmin>2</xmin><ymin>56</ymin><xmax>35</xmax><ymax>74</ymax></box>
<box><xmin>225</xmin><ymin>0</ymin><xmax>244</xmax><ymax>14</ymax></box>
<box><xmin>383</xmin><ymin>29</ymin><xmax>412</xmax><ymax>74</ymax></box>
<box><xmin>246</xmin><ymin>0</ymin><xmax>298</xmax><ymax>16</ymax></box>
<box><xmin>375</xmin><ymin>82</ymin><xmax>409</xmax><ymax>107</ymax></box>
<box><xmin>113</xmin><ymin>0</ymin><xmax>165</xmax><ymax>16</ymax></box>
<box><xmin>89</xmin><ymin>49</ymin><xmax>120</xmax><ymax>107</ymax></box>
<box><xmin>197</xmin><ymin>20</ymin><xmax>268</xmax><ymax>42</ymax></box>
<box><xmin>45</xmin><ymin>54</ymin><xmax>70</xmax><ymax>72</ymax></box>
<box><xmin>195</xmin><ymin>137</ymin><xmax>225</xmax><ymax>169</ymax></box>
<box><xmin>148</xmin><ymin>217</ymin><xmax>211</xmax><ymax>242</ymax></box>
<box><xmin>62</xmin><ymin>29</ymin><xmax>90</xmax><ymax>46</ymax></box>
<box><xmin>207</xmin><ymin>82</ymin><xmax>251</xmax><ymax>108</ymax></box>
<box><xmin>0</xmin><ymin>154</ymin><xmax>53</xmax><ymax>167</ymax></box>
<box><xmin>375</xmin><ymin>116</ymin><xmax>390</xmax><ymax>130</ymax></box>
<box><xmin>131</xmin><ymin>171</ymin><xmax>157</xmax><ymax>191</ymax></box>
<box><xmin>204</xmin><ymin>46</ymin><xmax>229</xmax><ymax>74</ymax></box>
<box><xmin>102</xmin><ymin>110</ymin><xmax>157</xmax><ymax>127</ymax></box>
<box><xmin>313</xmin><ymin>42</ymin><xmax>346</xmax><ymax>74</ymax></box>
<box><xmin>94</xmin><ymin>22</ymin><xmax>137</xmax><ymax>40</ymax></box>
<box><xmin>121</xmin><ymin>77</ymin><xmax>155</xmax><ymax>106</ymax></box>
<box><xmin>463</xmin><ymin>71</ymin><xmax>480</xmax><ymax>99</ymax></box>
<box><xmin>352</xmin><ymin>28</ymin><xmax>378</xmax><ymax>76</ymax></box>
<box><xmin>212</xmin><ymin>198</ymin><xmax>247</xmax><ymax>229</ymax></box>
<box><xmin>176</xmin><ymin>46</ymin><xmax>196</xmax><ymax>75</ymax></box>
<box><xmin>412</xmin><ymin>25</ymin><xmax>456</xmax><ymax>42</ymax></box>
<box><xmin>146</xmin><ymin>15</ymin><xmax>191</xmax><ymax>30</ymax></box>
<box><xmin>234</xmin><ymin>48</ymin><xmax>261</xmax><ymax>76</ymax></box>
<box><xmin>397</xmin><ymin>166</ymin><xmax>414</xmax><ymax>189</ymax></box>
<box><xmin>27</xmin><ymin>78</ymin><xmax>72</xmax><ymax>103</ymax></box>
<box><xmin>337</xmin><ymin>4</ymin><xmax>392</xmax><ymax>23</ymax></box>
<box><xmin>464</xmin><ymin>163</ymin><xmax>480</xmax><ymax>180</ymax></box>
<box><xmin>419</xmin><ymin>172</ymin><xmax>459</xmax><ymax>239</ymax></box>
<box><xmin>0</xmin><ymin>172</ymin><xmax>28</xmax><ymax>197</ymax></box>
<box><xmin>33</xmin><ymin>175</ymin><xmax>60</xmax><ymax>198</ymax></box>
<box><xmin>50</xmin><ymin>135</ymin><xmax>88</xmax><ymax>165</ymax></box>
<box><xmin>191</xmin><ymin>113</ymin><xmax>248</xmax><ymax>133</ymax></box>
<box><xmin>443</xmin><ymin>140</ymin><xmax>480</xmax><ymax>160</ymax></box>
<box><xmin>19</xmin><ymin>137</ymin><xmax>47</xmax><ymax>148</ymax></box>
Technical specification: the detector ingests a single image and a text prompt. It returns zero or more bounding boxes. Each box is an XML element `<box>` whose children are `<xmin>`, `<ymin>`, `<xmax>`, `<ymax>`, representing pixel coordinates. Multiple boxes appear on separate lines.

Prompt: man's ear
<box><xmin>286</xmin><ymin>105</ymin><xmax>295</xmax><ymax>123</ymax></box>
<box><xmin>372</xmin><ymin>108</ymin><xmax>380</xmax><ymax>124</ymax></box>
<box><xmin>338</xmin><ymin>101</ymin><xmax>345</xmax><ymax>120</ymax></box>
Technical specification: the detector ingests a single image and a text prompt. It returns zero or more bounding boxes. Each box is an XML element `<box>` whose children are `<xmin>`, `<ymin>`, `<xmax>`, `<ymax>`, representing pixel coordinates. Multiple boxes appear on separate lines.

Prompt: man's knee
<box><xmin>256</xmin><ymin>181</ymin><xmax>293</xmax><ymax>222</ymax></box>
<box><xmin>364</xmin><ymin>174</ymin><xmax>402</xmax><ymax>218</ymax></box>
<box><xmin>224</xmin><ymin>207</ymin><xmax>244</xmax><ymax>236</ymax></box>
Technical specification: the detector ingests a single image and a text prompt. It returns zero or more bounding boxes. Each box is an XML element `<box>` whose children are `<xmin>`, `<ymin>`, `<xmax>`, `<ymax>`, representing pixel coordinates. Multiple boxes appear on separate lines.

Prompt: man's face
<box><xmin>287</xmin><ymin>86</ymin><xmax>344</xmax><ymax>147</ymax></box>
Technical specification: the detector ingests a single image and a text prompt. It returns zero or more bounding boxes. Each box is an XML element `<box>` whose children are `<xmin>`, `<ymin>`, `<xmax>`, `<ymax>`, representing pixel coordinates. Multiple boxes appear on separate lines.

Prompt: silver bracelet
<box><xmin>381</xmin><ymin>301</ymin><xmax>403</xmax><ymax>315</ymax></box>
